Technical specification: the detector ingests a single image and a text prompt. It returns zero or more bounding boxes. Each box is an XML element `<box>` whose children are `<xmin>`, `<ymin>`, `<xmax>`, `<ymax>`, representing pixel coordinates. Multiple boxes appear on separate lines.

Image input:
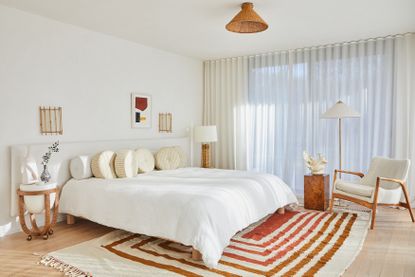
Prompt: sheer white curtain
<box><xmin>204</xmin><ymin>33</ymin><xmax>415</xmax><ymax>198</ymax></box>
<box><xmin>392</xmin><ymin>33</ymin><xmax>415</xmax><ymax>200</ymax></box>
<box><xmin>203</xmin><ymin>57</ymin><xmax>249</xmax><ymax>170</ymax></box>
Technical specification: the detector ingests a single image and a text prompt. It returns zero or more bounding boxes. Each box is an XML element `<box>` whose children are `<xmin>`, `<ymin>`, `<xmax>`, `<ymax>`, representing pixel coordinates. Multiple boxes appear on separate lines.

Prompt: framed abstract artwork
<box><xmin>131</xmin><ymin>94</ymin><xmax>152</xmax><ymax>128</ymax></box>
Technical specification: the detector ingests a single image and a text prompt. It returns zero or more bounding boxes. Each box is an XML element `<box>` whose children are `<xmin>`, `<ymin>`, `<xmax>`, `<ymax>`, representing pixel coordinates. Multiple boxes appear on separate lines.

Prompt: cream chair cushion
<box><xmin>334</xmin><ymin>180</ymin><xmax>403</xmax><ymax>204</ymax></box>
<box><xmin>334</xmin><ymin>157</ymin><xmax>410</xmax><ymax>205</ymax></box>
<box><xmin>155</xmin><ymin>147</ymin><xmax>182</xmax><ymax>170</ymax></box>
<box><xmin>335</xmin><ymin>180</ymin><xmax>373</xmax><ymax>198</ymax></box>
<box><xmin>91</xmin><ymin>151</ymin><xmax>117</xmax><ymax>179</ymax></box>
<box><xmin>360</xmin><ymin>157</ymin><xmax>410</xmax><ymax>189</ymax></box>
<box><xmin>135</xmin><ymin>148</ymin><xmax>155</xmax><ymax>173</ymax></box>
<box><xmin>114</xmin><ymin>150</ymin><xmax>138</xmax><ymax>178</ymax></box>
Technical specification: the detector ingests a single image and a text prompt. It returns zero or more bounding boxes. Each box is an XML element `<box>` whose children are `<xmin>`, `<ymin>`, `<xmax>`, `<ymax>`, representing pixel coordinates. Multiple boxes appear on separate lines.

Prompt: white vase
<box><xmin>20</xmin><ymin>183</ymin><xmax>57</xmax><ymax>214</ymax></box>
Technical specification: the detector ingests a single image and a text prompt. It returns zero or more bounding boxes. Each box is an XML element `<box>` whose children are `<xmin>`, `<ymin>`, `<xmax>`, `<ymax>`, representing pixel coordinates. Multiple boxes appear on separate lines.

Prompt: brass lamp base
<box><xmin>201</xmin><ymin>143</ymin><xmax>210</xmax><ymax>168</ymax></box>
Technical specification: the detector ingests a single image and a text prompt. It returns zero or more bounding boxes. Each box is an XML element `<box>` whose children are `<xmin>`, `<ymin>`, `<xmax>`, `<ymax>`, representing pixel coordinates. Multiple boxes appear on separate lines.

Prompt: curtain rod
<box><xmin>206</xmin><ymin>32</ymin><xmax>415</xmax><ymax>62</ymax></box>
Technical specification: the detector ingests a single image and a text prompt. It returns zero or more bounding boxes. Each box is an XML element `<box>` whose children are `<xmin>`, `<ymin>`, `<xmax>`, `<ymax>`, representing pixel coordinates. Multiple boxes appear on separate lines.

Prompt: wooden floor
<box><xmin>0</xmin><ymin>207</ymin><xmax>414</xmax><ymax>276</ymax></box>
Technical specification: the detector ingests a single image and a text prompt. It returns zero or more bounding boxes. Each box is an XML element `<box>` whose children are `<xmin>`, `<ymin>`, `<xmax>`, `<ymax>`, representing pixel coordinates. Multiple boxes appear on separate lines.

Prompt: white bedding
<box><xmin>59</xmin><ymin>167</ymin><xmax>297</xmax><ymax>268</ymax></box>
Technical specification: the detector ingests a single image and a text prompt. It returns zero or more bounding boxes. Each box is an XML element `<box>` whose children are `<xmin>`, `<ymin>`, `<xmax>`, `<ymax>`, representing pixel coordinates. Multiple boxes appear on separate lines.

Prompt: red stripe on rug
<box><xmin>231</xmin><ymin>211</ymin><xmax>312</xmax><ymax>247</ymax></box>
<box><xmin>241</xmin><ymin>210</ymin><xmax>300</xmax><ymax>240</ymax></box>
<box><xmin>226</xmin><ymin>212</ymin><xmax>328</xmax><ymax>256</ymax></box>
<box><xmin>302</xmin><ymin>214</ymin><xmax>357</xmax><ymax>276</ymax></box>
<box><xmin>267</xmin><ymin>213</ymin><xmax>348</xmax><ymax>276</ymax></box>
<box><xmin>223</xmin><ymin>212</ymin><xmax>335</xmax><ymax>267</ymax></box>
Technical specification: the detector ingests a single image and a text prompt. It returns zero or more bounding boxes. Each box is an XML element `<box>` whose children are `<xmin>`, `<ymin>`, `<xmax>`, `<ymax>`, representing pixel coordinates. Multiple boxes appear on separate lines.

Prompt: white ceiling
<box><xmin>1</xmin><ymin>0</ymin><xmax>414</xmax><ymax>60</ymax></box>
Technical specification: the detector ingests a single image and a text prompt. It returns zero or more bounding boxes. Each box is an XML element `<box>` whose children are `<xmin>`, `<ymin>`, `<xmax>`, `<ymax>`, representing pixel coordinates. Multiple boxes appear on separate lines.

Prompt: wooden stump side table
<box><xmin>17</xmin><ymin>187</ymin><xmax>59</xmax><ymax>240</ymax></box>
<box><xmin>304</xmin><ymin>174</ymin><xmax>330</xmax><ymax>211</ymax></box>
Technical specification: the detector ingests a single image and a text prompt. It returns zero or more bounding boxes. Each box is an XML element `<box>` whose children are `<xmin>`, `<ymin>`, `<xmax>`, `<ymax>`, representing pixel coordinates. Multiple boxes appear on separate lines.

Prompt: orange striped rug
<box><xmin>40</xmin><ymin>210</ymin><xmax>368</xmax><ymax>276</ymax></box>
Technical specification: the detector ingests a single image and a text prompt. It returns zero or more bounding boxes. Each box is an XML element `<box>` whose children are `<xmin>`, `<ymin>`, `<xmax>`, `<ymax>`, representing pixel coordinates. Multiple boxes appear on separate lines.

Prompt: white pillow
<box><xmin>135</xmin><ymin>148</ymin><xmax>155</xmax><ymax>173</ymax></box>
<box><xmin>70</xmin><ymin>155</ymin><xmax>93</xmax><ymax>180</ymax></box>
<box><xmin>155</xmin><ymin>147</ymin><xmax>183</xmax><ymax>170</ymax></box>
<box><xmin>91</xmin><ymin>151</ymin><xmax>117</xmax><ymax>179</ymax></box>
<box><xmin>114</xmin><ymin>149</ymin><xmax>138</xmax><ymax>178</ymax></box>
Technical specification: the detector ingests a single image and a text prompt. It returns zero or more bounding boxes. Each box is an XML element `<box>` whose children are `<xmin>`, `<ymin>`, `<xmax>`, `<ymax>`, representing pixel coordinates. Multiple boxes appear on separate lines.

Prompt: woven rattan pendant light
<box><xmin>226</xmin><ymin>2</ymin><xmax>268</xmax><ymax>33</ymax></box>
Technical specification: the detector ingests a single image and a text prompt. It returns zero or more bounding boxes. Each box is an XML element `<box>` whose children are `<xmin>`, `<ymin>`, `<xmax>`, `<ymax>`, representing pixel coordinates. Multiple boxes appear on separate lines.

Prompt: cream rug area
<box><xmin>40</xmin><ymin>210</ymin><xmax>369</xmax><ymax>276</ymax></box>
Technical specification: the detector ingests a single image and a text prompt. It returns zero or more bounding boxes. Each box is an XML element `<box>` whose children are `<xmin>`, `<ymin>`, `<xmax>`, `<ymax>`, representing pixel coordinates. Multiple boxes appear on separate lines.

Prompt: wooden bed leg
<box><xmin>66</xmin><ymin>214</ymin><xmax>76</xmax><ymax>225</ymax></box>
<box><xmin>191</xmin><ymin>248</ymin><xmax>202</xmax><ymax>261</ymax></box>
<box><xmin>277</xmin><ymin>207</ymin><xmax>285</xmax><ymax>215</ymax></box>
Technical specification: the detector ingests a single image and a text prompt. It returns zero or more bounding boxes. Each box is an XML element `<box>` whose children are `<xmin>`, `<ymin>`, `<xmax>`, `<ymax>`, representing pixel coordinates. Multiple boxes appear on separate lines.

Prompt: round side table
<box><xmin>17</xmin><ymin>183</ymin><xmax>59</xmax><ymax>240</ymax></box>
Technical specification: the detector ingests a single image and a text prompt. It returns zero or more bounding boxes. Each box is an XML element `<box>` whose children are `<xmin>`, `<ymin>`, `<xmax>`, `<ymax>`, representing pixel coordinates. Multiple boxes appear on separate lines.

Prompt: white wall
<box><xmin>0</xmin><ymin>5</ymin><xmax>203</xmax><ymax>236</ymax></box>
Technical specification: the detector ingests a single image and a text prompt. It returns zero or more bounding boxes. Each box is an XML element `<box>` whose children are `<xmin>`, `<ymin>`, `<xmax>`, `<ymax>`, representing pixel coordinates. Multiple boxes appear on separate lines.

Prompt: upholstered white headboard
<box><xmin>10</xmin><ymin>137</ymin><xmax>192</xmax><ymax>217</ymax></box>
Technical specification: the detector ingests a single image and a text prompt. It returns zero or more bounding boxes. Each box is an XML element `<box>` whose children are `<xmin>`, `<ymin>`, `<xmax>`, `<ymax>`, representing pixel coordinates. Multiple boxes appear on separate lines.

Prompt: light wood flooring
<box><xmin>0</xmin><ymin>206</ymin><xmax>414</xmax><ymax>276</ymax></box>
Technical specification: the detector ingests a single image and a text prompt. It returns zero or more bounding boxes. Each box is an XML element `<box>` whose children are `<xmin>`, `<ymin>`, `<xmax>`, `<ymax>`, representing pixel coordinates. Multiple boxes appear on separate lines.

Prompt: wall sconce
<box><xmin>159</xmin><ymin>113</ymin><xmax>172</xmax><ymax>133</ymax></box>
<box><xmin>39</xmin><ymin>106</ymin><xmax>63</xmax><ymax>135</ymax></box>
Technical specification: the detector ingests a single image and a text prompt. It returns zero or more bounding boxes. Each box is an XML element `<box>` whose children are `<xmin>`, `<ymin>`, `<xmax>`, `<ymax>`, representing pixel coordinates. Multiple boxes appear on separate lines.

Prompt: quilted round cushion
<box><xmin>91</xmin><ymin>151</ymin><xmax>117</xmax><ymax>179</ymax></box>
<box><xmin>70</xmin><ymin>155</ymin><xmax>93</xmax><ymax>180</ymax></box>
<box><xmin>155</xmin><ymin>147</ymin><xmax>183</xmax><ymax>170</ymax></box>
<box><xmin>135</xmin><ymin>148</ymin><xmax>155</xmax><ymax>173</ymax></box>
<box><xmin>114</xmin><ymin>150</ymin><xmax>138</xmax><ymax>178</ymax></box>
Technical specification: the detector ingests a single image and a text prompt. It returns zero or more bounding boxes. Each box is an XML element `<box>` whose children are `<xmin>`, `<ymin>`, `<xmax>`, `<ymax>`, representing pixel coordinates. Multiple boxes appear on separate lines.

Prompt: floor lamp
<box><xmin>321</xmin><ymin>101</ymin><xmax>360</xmax><ymax>171</ymax></box>
<box><xmin>194</xmin><ymin>125</ymin><xmax>217</xmax><ymax>168</ymax></box>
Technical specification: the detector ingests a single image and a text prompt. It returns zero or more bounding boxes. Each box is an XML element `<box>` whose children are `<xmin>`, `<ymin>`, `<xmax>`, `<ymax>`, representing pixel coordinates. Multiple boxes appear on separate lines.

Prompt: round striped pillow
<box><xmin>135</xmin><ymin>148</ymin><xmax>155</xmax><ymax>173</ymax></box>
<box><xmin>91</xmin><ymin>151</ymin><xmax>117</xmax><ymax>179</ymax></box>
<box><xmin>155</xmin><ymin>147</ymin><xmax>183</xmax><ymax>170</ymax></box>
<box><xmin>114</xmin><ymin>149</ymin><xmax>138</xmax><ymax>178</ymax></box>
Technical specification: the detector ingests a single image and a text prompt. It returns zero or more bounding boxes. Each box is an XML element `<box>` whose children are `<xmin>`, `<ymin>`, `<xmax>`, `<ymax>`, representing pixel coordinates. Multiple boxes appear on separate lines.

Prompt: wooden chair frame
<box><xmin>329</xmin><ymin>169</ymin><xmax>414</xmax><ymax>229</ymax></box>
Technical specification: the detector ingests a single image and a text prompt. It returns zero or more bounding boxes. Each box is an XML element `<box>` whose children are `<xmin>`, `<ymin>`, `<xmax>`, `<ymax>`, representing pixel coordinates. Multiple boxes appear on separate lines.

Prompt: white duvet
<box><xmin>59</xmin><ymin>167</ymin><xmax>297</xmax><ymax>268</ymax></box>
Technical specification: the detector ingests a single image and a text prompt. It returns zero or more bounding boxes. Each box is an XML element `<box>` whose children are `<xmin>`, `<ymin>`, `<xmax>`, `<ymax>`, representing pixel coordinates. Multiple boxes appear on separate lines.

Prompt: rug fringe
<box><xmin>39</xmin><ymin>255</ymin><xmax>92</xmax><ymax>277</ymax></box>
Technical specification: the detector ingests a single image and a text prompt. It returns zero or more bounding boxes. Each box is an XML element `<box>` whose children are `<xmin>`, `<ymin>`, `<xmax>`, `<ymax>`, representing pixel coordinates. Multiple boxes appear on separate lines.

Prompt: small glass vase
<box><xmin>40</xmin><ymin>164</ymin><xmax>51</xmax><ymax>183</ymax></box>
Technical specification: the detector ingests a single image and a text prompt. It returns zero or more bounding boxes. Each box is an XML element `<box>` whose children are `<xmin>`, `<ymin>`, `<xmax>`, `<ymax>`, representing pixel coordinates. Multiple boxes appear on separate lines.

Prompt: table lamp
<box><xmin>194</xmin><ymin>125</ymin><xmax>217</xmax><ymax>168</ymax></box>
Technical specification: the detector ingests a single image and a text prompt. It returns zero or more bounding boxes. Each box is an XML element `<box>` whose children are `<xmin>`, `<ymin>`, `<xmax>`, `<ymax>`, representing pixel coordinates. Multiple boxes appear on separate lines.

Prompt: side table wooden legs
<box><xmin>17</xmin><ymin>188</ymin><xmax>59</xmax><ymax>240</ymax></box>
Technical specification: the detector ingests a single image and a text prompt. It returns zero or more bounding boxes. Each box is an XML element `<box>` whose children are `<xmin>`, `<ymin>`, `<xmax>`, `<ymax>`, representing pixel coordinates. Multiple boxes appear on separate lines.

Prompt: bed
<box><xmin>10</xmin><ymin>138</ymin><xmax>297</xmax><ymax>268</ymax></box>
<box><xmin>59</xmin><ymin>167</ymin><xmax>297</xmax><ymax>268</ymax></box>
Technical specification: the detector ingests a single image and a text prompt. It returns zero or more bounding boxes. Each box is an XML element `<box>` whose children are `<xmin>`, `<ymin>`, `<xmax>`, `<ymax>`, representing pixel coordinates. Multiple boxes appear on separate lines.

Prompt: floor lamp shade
<box><xmin>321</xmin><ymin>101</ymin><xmax>360</xmax><ymax>119</ymax></box>
<box><xmin>322</xmin><ymin>101</ymin><xmax>360</xmax><ymax>170</ymax></box>
<box><xmin>194</xmin><ymin>126</ymin><xmax>217</xmax><ymax>168</ymax></box>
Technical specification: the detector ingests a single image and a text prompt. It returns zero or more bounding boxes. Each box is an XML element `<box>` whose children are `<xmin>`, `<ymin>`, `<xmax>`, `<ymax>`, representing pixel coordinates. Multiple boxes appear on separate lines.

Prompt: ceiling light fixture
<box><xmin>226</xmin><ymin>2</ymin><xmax>268</xmax><ymax>34</ymax></box>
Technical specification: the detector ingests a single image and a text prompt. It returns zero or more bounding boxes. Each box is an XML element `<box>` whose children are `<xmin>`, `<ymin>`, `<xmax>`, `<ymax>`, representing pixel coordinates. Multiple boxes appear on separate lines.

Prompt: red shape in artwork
<box><xmin>135</xmin><ymin>97</ymin><xmax>148</xmax><ymax>111</ymax></box>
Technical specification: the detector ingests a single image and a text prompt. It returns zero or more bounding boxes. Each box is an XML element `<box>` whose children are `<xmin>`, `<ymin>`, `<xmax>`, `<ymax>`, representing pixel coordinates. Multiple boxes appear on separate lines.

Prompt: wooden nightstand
<box><xmin>304</xmin><ymin>174</ymin><xmax>330</xmax><ymax>211</ymax></box>
<box><xmin>17</xmin><ymin>183</ymin><xmax>59</xmax><ymax>240</ymax></box>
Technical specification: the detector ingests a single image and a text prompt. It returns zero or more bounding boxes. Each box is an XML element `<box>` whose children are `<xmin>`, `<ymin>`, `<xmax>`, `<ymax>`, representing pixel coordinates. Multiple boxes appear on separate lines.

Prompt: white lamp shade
<box><xmin>194</xmin><ymin>125</ymin><xmax>217</xmax><ymax>143</ymax></box>
<box><xmin>321</xmin><ymin>101</ymin><xmax>360</xmax><ymax>118</ymax></box>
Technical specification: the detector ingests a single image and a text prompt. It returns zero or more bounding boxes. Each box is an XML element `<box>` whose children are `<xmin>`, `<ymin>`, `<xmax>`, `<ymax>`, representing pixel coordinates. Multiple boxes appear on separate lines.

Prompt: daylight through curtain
<box><xmin>204</xmin><ymin>33</ymin><xmax>415</xmax><ymax>197</ymax></box>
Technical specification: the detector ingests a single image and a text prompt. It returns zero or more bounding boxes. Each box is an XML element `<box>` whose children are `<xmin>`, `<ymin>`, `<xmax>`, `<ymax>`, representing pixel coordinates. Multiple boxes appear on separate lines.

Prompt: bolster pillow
<box><xmin>114</xmin><ymin>149</ymin><xmax>138</xmax><ymax>178</ymax></box>
<box><xmin>91</xmin><ymin>151</ymin><xmax>117</xmax><ymax>179</ymax></box>
<box><xmin>135</xmin><ymin>148</ymin><xmax>155</xmax><ymax>173</ymax></box>
<box><xmin>70</xmin><ymin>155</ymin><xmax>93</xmax><ymax>180</ymax></box>
<box><xmin>155</xmin><ymin>147</ymin><xmax>183</xmax><ymax>170</ymax></box>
